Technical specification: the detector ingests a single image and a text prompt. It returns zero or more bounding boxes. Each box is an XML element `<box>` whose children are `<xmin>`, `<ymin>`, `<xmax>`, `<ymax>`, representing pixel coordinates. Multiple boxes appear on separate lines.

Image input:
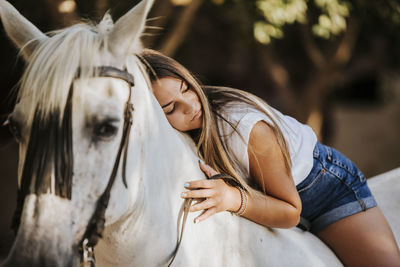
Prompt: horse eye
<box><xmin>94</xmin><ymin>122</ymin><xmax>118</xmax><ymax>139</ymax></box>
<box><xmin>7</xmin><ymin>117</ymin><xmax>22</xmax><ymax>143</ymax></box>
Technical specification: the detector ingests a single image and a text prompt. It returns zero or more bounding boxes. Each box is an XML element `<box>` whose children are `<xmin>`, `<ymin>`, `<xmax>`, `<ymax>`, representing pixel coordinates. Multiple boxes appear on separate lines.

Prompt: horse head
<box><xmin>0</xmin><ymin>1</ymin><xmax>192</xmax><ymax>266</ymax></box>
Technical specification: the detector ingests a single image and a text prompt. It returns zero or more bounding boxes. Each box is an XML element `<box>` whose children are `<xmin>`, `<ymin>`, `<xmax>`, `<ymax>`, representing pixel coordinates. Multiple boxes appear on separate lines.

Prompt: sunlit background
<box><xmin>1</xmin><ymin>0</ymin><xmax>399</xmax><ymax>258</ymax></box>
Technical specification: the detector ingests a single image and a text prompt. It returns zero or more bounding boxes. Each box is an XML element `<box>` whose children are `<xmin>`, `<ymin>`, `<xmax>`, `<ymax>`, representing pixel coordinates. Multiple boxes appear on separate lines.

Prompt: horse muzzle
<box><xmin>2</xmin><ymin>194</ymin><xmax>82</xmax><ymax>267</ymax></box>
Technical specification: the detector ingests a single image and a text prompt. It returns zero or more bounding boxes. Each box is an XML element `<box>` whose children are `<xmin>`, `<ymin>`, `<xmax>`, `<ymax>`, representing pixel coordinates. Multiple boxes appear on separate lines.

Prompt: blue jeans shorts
<box><xmin>296</xmin><ymin>142</ymin><xmax>377</xmax><ymax>234</ymax></box>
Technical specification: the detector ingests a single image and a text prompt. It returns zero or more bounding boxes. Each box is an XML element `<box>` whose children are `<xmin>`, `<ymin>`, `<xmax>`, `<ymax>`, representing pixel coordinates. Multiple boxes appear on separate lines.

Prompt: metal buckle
<box><xmin>124</xmin><ymin>103</ymin><xmax>134</xmax><ymax>124</ymax></box>
<box><xmin>81</xmin><ymin>238</ymin><xmax>96</xmax><ymax>267</ymax></box>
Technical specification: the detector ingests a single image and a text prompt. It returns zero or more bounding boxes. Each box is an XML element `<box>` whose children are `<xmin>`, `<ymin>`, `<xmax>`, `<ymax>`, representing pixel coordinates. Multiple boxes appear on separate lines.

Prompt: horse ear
<box><xmin>107</xmin><ymin>0</ymin><xmax>154</xmax><ymax>60</ymax></box>
<box><xmin>0</xmin><ymin>0</ymin><xmax>48</xmax><ymax>61</ymax></box>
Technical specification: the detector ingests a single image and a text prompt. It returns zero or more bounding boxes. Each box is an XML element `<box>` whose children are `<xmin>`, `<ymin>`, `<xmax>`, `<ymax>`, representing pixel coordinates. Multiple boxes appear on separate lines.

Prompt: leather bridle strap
<box><xmin>78</xmin><ymin>66</ymin><xmax>134</xmax><ymax>264</ymax></box>
<box><xmin>76</xmin><ymin>66</ymin><xmax>135</xmax><ymax>87</ymax></box>
<box><xmin>167</xmin><ymin>198</ymin><xmax>193</xmax><ymax>267</ymax></box>
<box><xmin>167</xmin><ymin>174</ymin><xmax>242</xmax><ymax>266</ymax></box>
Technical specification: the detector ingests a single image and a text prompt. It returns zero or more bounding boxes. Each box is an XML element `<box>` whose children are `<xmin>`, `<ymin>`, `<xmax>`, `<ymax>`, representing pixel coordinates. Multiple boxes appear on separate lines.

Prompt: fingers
<box><xmin>194</xmin><ymin>207</ymin><xmax>217</xmax><ymax>224</ymax></box>
<box><xmin>198</xmin><ymin>160</ymin><xmax>219</xmax><ymax>177</ymax></box>
<box><xmin>181</xmin><ymin>189</ymin><xmax>214</xmax><ymax>199</ymax></box>
<box><xmin>190</xmin><ymin>198</ymin><xmax>215</xmax><ymax>212</ymax></box>
<box><xmin>182</xmin><ymin>161</ymin><xmax>228</xmax><ymax>224</ymax></box>
<box><xmin>184</xmin><ymin>179</ymin><xmax>216</xmax><ymax>189</ymax></box>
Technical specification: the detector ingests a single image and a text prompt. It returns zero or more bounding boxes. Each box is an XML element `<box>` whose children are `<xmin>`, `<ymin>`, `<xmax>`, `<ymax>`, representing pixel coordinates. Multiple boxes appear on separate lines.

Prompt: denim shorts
<box><xmin>296</xmin><ymin>142</ymin><xmax>377</xmax><ymax>234</ymax></box>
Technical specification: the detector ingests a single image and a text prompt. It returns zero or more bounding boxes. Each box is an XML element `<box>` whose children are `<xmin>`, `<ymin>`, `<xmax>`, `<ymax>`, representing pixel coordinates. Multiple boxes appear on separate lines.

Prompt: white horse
<box><xmin>368</xmin><ymin>168</ymin><xmax>400</xmax><ymax>246</ymax></box>
<box><xmin>0</xmin><ymin>0</ymin><xmax>398</xmax><ymax>266</ymax></box>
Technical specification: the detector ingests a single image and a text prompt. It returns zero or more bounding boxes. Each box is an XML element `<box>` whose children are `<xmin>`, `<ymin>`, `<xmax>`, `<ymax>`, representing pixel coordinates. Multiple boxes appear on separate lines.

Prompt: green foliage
<box><xmin>254</xmin><ymin>0</ymin><xmax>351</xmax><ymax>44</ymax></box>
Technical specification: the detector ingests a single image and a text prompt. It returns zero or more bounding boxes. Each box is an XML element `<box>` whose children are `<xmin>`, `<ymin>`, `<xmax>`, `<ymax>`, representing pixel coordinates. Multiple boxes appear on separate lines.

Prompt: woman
<box><xmin>140</xmin><ymin>49</ymin><xmax>400</xmax><ymax>266</ymax></box>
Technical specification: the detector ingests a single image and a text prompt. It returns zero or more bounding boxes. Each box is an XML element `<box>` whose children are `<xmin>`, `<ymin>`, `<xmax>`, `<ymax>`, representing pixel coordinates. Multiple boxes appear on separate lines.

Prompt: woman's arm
<box><xmin>182</xmin><ymin>121</ymin><xmax>301</xmax><ymax>228</ymax></box>
<box><xmin>244</xmin><ymin>120</ymin><xmax>301</xmax><ymax>228</ymax></box>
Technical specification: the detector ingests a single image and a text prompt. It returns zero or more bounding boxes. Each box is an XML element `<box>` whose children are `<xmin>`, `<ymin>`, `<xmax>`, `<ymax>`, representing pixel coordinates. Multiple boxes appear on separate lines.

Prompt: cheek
<box><xmin>166</xmin><ymin>114</ymin><xmax>180</xmax><ymax>127</ymax></box>
<box><xmin>167</xmin><ymin>114</ymin><xmax>187</xmax><ymax>131</ymax></box>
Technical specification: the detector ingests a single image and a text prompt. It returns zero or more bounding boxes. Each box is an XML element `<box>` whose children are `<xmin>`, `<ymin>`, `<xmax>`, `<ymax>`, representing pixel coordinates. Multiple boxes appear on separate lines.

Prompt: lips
<box><xmin>191</xmin><ymin>109</ymin><xmax>202</xmax><ymax>122</ymax></box>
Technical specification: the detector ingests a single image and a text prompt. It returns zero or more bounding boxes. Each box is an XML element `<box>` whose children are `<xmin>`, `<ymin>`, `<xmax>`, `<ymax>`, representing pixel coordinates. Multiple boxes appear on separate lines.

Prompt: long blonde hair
<box><xmin>140</xmin><ymin>49</ymin><xmax>291</xmax><ymax>195</ymax></box>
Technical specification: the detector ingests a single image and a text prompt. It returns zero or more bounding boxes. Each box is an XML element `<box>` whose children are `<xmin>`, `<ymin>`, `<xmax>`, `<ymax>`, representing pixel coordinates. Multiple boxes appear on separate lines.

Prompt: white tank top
<box><xmin>216</xmin><ymin>102</ymin><xmax>317</xmax><ymax>185</ymax></box>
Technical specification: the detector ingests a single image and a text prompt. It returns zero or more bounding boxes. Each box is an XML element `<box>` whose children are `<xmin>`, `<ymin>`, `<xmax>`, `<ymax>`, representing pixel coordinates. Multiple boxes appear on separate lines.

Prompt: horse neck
<box><xmin>136</xmin><ymin>130</ymin><xmax>201</xmax><ymax>265</ymax></box>
<box><xmin>97</xmin><ymin>63</ymin><xmax>204</xmax><ymax>266</ymax></box>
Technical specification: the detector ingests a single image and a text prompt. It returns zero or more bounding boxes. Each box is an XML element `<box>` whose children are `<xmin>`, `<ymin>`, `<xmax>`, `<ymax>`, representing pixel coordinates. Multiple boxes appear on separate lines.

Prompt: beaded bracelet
<box><xmin>208</xmin><ymin>173</ymin><xmax>248</xmax><ymax>216</ymax></box>
<box><xmin>234</xmin><ymin>186</ymin><xmax>248</xmax><ymax>216</ymax></box>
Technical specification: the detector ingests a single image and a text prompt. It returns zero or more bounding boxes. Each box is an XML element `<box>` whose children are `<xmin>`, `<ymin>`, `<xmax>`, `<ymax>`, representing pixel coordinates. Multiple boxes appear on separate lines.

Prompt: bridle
<box><xmin>77</xmin><ymin>66</ymin><xmax>135</xmax><ymax>266</ymax></box>
<box><xmin>77</xmin><ymin>66</ymin><xmax>187</xmax><ymax>267</ymax></box>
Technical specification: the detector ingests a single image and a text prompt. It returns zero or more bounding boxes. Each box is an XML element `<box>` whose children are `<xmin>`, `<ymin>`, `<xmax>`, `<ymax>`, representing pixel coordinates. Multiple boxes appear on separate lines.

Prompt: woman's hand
<box><xmin>181</xmin><ymin>161</ymin><xmax>241</xmax><ymax>224</ymax></box>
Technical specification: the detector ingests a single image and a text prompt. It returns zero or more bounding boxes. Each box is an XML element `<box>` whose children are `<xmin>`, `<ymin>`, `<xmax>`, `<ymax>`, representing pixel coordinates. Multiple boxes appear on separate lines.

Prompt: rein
<box><xmin>166</xmin><ymin>198</ymin><xmax>193</xmax><ymax>267</ymax></box>
<box><xmin>166</xmin><ymin>173</ymin><xmax>245</xmax><ymax>267</ymax></box>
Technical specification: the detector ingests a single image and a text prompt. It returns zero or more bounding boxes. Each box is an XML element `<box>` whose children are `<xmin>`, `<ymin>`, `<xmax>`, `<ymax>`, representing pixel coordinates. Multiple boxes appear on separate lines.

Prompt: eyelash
<box><xmin>165</xmin><ymin>106</ymin><xmax>175</xmax><ymax>115</ymax></box>
<box><xmin>165</xmin><ymin>85</ymin><xmax>190</xmax><ymax>115</ymax></box>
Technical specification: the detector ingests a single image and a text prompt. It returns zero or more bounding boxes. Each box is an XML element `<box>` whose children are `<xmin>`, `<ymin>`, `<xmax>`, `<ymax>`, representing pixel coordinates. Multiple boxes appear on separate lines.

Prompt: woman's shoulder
<box><xmin>218</xmin><ymin>100</ymin><xmax>256</xmax><ymax>115</ymax></box>
<box><xmin>216</xmin><ymin>101</ymin><xmax>271</xmax><ymax>143</ymax></box>
<box><xmin>218</xmin><ymin>101</ymin><xmax>269</xmax><ymax>126</ymax></box>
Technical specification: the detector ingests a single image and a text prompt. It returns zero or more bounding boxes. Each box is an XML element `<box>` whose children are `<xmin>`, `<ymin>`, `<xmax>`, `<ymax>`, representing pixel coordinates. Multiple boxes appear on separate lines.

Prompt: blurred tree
<box><xmin>249</xmin><ymin>0</ymin><xmax>400</xmax><ymax>140</ymax></box>
<box><xmin>150</xmin><ymin>0</ymin><xmax>400</xmax><ymax>141</ymax></box>
<box><xmin>1</xmin><ymin>0</ymin><xmax>400</xmax><ymax>140</ymax></box>
<box><xmin>157</xmin><ymin>0</ymin><xmax>203</xmax><ymax>56</ymax></box>
<box><xmin>2</xmin><ymin>0</ymin><xmax>400</xmax><ymax>140</ymax></box>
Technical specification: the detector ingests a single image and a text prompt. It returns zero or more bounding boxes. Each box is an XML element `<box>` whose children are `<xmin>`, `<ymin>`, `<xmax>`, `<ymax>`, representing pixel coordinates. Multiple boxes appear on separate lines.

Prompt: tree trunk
<box><xmin>96</xmin><ymin>0</ymin><xmax>109</xmax><ymax>19</ymax></box>
<box><xmin>302</xmin><ymin>70</ymin><xmax>333</xmax><ymax>141</ymax></box>
<box><xmin>158</xmin><ymin>0</ymin><xmax>203</xmax><ymax>57</ymax></box>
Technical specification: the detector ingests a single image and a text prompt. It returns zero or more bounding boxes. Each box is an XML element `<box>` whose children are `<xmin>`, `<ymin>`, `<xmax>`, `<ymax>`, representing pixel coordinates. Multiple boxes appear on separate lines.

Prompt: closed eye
<box><xmin>163</xmin><ymin>82</ymin><xmax>191</xmax><ymax>115</ymax></box>
<box><xmin>165</xmin><ymin>83</ymin><xmax>190</xmax><ymax>115</ymax></box>
<box><xmin>165</xmin><ymin>104</ymin><xmax>176</xmax><ymax>115</ymax></box>
<box><xmin>182</xmin><ymin>83</ymin><xmax>190</xmax><ymax>93</ymax></box>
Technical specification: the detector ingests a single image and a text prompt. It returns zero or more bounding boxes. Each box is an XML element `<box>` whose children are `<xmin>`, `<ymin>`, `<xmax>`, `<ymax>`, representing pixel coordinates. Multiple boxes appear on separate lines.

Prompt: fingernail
<box><xmin>198</xmin><ymin>159</ymin><xmax>204</xmax><ymax>165</ymax></box>
<box><xmin>181</xmin><ymin>192</ymin><xmax>187</xmax><ymax>198</ymax></box>
<box><xmin>184</xmin><ymin>183</ymin><xmax>190</xmax><ymax>188</ymax></box>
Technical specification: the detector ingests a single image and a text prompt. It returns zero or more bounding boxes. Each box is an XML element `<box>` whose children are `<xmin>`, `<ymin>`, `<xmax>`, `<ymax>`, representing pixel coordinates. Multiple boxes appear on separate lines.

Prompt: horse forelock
<box><xmin>13</xmin><ymin>86</ymin><xmax>74</xmax><ymax>234</ymax></box>
<box><xmin>17</xmin><ymin>20</ymin><xmax>131</xmax><ymax>126</ymax></box>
